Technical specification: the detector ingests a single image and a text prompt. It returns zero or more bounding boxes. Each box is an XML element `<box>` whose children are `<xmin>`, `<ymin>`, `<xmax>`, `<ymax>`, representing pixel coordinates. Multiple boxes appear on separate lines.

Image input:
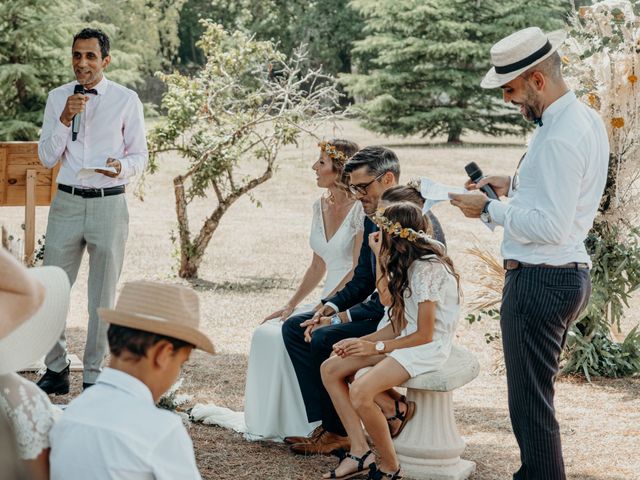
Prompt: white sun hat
<box><xmin>481</xmin><ymin>27</ymin><xmax>567</xmax><ymax>89</ymax></box>
<box><xmin>0</xmin><ymin>266</ymin><xmax>70</xmax><ymax>375</ymax></box>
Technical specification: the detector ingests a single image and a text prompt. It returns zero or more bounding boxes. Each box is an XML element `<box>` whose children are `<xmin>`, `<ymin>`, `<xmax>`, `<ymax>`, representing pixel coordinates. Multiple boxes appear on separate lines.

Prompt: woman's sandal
<box><xmin>324</xmin><ymin>449</ymin><xmax>375</xmax><ymax>479</ymax></box>
<box><xmin>386</xmin><ymin>398</ymin><xmax>416</xmax><ymax>439</ymax></box>
<box><xmin>366</xmin><ymin>463</ymin><xmax>403</xmax><ymax>480</ymax></box>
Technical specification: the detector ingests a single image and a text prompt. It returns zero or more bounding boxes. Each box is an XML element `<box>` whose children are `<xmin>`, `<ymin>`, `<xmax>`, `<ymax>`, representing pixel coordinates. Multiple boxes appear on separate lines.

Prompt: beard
<box><xmin>513</xmin><ymin>83</ymin><xmax>543</xmax><ymax>123</ymax></box>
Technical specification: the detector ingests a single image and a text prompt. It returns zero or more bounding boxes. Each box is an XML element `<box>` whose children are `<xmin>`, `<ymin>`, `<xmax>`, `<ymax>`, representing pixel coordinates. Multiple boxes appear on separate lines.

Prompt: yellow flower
<box><xmin>392</xmin><ymin>222</ymin><xmax>402</xmax><ymax>233</ymax></box>
<box><xmin>629</xmin><ymin>74</ymin><xmax>638</xmax><ymax>84</ymax></box>
<box><xmin>611</xmin><ymin>117</ymin><xmax>625</xmax><ymax>129</ymax></box>
<box><xmin>399</xmin><ymin>228</ymin><xmax>410</xmax><ymax>238</ymax></box>
<box><xmin>561</xmin><ymin>56</ymin><xmax>570</xmax><ymax>65</ymax></box>
<box><xmin>587</xmin><ymin>93</ymin><xmax>597</xmax><ymax>106</ymax></box>
<box><xmin>578</xmin><ymin>6</ymin><xmax>589</xmax><ymax>17</ymax></box>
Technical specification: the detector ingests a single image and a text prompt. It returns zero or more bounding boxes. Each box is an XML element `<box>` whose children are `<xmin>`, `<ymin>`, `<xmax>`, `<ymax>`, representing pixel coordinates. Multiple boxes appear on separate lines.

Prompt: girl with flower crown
<box><xmin>320</xmin><ymin>201</ymin><xmax>461</xmax><ymax>480</ymax></box>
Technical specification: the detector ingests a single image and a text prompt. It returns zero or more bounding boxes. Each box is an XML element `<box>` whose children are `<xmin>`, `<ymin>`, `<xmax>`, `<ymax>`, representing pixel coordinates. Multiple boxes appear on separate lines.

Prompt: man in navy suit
<box><xmin>282</xmin><ymin>146</ymin><xmax>400</xmax><ymax>454</ymax></box>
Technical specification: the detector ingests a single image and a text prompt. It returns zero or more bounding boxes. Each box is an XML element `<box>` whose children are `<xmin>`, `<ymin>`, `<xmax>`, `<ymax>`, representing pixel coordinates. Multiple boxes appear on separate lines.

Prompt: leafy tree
<box><xmin>148</xmin><ymin>22</ymin><xmax>342</xmax><ymax>278</ymax></box>
<box><xmin>177</xmin><ymin>0</ymin><xmax>364</xmax><ymax>77</ymax></box>
<box><xmin>0</xmin><ymin>0</ymin><xmax>84</xmax><ymax>140</ymax></box>
<box><xmin>343</xmin><ymin>0</ymin><xmax>567</xmax><ymax>143</ymax></box>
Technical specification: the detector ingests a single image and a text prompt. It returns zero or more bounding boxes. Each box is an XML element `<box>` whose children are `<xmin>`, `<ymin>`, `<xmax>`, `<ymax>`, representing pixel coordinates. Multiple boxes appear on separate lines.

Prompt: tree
<box><xmin>148</xmin><ymin>22</ymin><xmax>342</xmax><ymax>278</ymax></box>
<box><xmin>0</xmin><ymin>0</ymin><xmax>82</xmax><ymax>140</ymax></box>
<box><xmin>343</xmin><ymin>0</ymin><xmax>567</xmax><ymax>143</ymax></box>
<box><xmin>176</xmin><ymin>0</ymin><xmax>364</xmax><ymax>77</ymax></box>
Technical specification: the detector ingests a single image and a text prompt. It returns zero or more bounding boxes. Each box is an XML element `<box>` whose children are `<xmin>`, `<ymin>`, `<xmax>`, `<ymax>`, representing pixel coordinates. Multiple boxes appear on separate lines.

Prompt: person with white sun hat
<box><xmin>449</xmin><ymin>26</ymin><xmax>609</xmax><ymax>480</ymax></box>
<box><xmin>0</xmin><ymin>249</ymin><xmax>71</xmax><ymax>480</ymax></box>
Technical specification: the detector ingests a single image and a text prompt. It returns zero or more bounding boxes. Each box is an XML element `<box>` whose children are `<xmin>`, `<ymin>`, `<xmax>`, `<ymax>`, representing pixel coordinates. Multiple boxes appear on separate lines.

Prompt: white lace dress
<box><xmin>191</xmin><ymin>199</ymin><xmax>364</xmax><ymax>441</ymax></box>
<box><xmin>0</xmin><ymin>373</ymin><xmax>60</xmax><ymax>460</ymax></box>
<box><xmin>388</xmin><ymin>256</ymin><xmax>460</xmax><ymax>377</ymax></box>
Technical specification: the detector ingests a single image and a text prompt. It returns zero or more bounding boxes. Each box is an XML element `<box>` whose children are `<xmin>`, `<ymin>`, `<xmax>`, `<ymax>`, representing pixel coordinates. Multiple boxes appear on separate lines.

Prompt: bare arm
<box><xmin>0</xmin><ymin>249</ymin><xmax>45</xmax><ymax>326</ymax></box>
<box><xmin>263</xmin><ymin>252</ymin><xmax>326</xmax><ymax>322</ymax></box>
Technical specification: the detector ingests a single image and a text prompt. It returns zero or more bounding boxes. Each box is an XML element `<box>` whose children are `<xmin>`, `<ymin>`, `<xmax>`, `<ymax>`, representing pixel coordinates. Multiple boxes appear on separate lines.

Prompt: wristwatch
<box><xmin>330</xmin><ymin>315</ymin><xmax>342</xmax><ymax>326</ymax></box>
<box><xmin>375</xmin><ymin>341</ymin><xmax>385</xmax><ymax>353</ymax></box>
<box><xmin>480</xmin><ymin>200</ymin><xmax>492</xmax><ymax>223</ymax></box>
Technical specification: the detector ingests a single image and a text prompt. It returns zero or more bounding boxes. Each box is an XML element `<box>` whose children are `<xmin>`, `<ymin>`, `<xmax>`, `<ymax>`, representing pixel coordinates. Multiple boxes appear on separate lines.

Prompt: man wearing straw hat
<box><xmin>49</xmin><ymin>281</ymin><xmax>213</xmax><ymax>480</ymax></box>
<box><xmin>449</xmin><ymin>27</ymin><xmax>609</xmax><ymax>479</ymax></box>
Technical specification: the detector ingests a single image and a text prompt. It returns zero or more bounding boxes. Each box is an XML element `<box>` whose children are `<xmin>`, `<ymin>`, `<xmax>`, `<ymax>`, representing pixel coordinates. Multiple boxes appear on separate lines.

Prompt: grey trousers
<box><xmin>43</xmin><ymin>190</ymin><xmax>129</xmax><ymax>383</ymax></box>
<box><xmin>501</xmin><ymin>266</ymin><xmax>591</xmax><ymax>480</ymax></box>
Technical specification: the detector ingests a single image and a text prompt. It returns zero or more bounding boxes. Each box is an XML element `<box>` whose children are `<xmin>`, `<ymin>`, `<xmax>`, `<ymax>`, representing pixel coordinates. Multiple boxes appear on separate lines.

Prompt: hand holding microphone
<box><xmin>59</xmin><ymin>85</ymin><xmax>88</xmax><ymax>140</ymax></box>
<box><xmin>464</xmin><ymin>162</ymin><xmax>501</xmax><ymax>200</ymax></box>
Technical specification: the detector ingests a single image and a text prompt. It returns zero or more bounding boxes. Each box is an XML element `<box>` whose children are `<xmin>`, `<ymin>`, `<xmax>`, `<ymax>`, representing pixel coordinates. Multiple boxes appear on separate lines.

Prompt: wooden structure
<box><xmin>0</xmin><ymin>142</ymin><xmax>59</xmax><ymax>264</ymax></box>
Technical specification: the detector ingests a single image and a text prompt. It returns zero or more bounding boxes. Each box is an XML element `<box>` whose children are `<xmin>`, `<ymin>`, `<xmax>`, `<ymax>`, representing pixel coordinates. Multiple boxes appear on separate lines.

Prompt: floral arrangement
<box><xmin>318</xmin><ymin>141</ymin><xmax>349</xmax><ymax>164</ymax></box>
<box><xmin>563</xmin><ymin>0</ymin><xmax>640</xmax><ymax>229</ymax></box>
<box><xmin>373</xmin><ymin>207</ymin><xmax>435</xmax><ymax>243</ymax></box>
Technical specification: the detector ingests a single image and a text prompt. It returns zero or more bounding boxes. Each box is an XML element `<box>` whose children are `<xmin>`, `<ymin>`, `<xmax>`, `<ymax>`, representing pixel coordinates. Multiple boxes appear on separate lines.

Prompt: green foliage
<box><xmin>149</xmin><ymin>22</ymin><xmax>341</xmax><ymax>278</ymax></box>
<box><xmin>563</xmin><ymin>327</ymin><xmax>640</xmax><ymax>380</ymax></box>
<box><xmin>343</xmin><ymin>0</ymin><xmax>567</xmax><ymax>142</ymax></box>
<box><xmin>177</xmin><ymin>0</ymin><xmax>364</xmax><ymax>76</ymax></box>
<box><xmin>465</xmin><ymin>308</ymin><xmax>501</xmax><ymax>344</ymax></box>
<box><xmin>0</xmin><ymin>0</ymin><xmax>83</xmax><ymax>140</ymax></box>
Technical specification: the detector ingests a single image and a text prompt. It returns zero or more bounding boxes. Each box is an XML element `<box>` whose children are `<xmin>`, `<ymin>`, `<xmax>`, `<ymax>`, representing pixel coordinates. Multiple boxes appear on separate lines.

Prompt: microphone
<box><xmin>464</xmin><ymin>162</ymin><xmax>499</xmax><ymax>200</ymax></box>
<box><xmin>71</xmin><ymin>84</ymin><xmax>85</xmax><ymax>141</ymax></box>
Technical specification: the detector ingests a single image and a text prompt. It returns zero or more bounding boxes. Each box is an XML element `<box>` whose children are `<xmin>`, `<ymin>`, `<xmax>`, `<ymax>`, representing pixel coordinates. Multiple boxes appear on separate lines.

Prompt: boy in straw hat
<box><xmin>449</xmin><ymin>27</ymin><xmax>608</xmax><ymax>480</ymax></box>
<box><xmin>49</xmin><ymin>281</ymin><xmax>214</xmax><ymax>480</ymax></box>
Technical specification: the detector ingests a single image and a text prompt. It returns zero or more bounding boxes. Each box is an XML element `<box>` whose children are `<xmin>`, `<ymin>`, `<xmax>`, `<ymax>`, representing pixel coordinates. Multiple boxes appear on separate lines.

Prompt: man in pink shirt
<box><xmin>37</xmin><ymin>28</ymin><xmax>148</xmax><ymax>393</ymax></box>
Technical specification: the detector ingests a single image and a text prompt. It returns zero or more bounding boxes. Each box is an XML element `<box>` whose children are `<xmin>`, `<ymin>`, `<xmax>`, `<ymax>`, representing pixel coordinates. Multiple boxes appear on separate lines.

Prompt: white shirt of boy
<box><xmin>49</xmin><ymin>368</ymin><xmax>202</xmax><ymax>480</ymax></box>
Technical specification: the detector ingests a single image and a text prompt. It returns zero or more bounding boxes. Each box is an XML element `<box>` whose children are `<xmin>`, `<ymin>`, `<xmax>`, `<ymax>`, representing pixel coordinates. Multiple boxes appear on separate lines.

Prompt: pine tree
<box><xmin>0</xmin><ymin>1</ymin><xmax>80</xmax><ymax>140</ymax></box>
<box><xmin>343</xmin><ymin>0</ymin><xmax>568</xmax><ymax>143</ymax></box>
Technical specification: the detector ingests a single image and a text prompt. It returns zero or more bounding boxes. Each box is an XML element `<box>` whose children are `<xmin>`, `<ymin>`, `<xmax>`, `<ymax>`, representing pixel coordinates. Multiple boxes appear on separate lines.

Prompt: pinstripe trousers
<box><xmin>43</xmin><ymin>190</ymin><xmax>129</xmax><ymax>383</ymax></box>
<box><xmin>500</xmin><ymin>266</ymin><xmax>590</xmax><ymax>480</ymax></box>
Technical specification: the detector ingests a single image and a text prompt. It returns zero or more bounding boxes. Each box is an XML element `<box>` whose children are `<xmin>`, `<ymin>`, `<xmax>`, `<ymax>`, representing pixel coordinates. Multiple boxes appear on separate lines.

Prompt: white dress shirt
<box><xmin>38</xmin><ymin>77</ymin><xmax>148</xmax><ymax>188</ymax></box>
<box><xmin>488</xmin><ymin>91</ymin><xmax>609</xmax><ymax>266</ymax></box>
<box><xmin>49</xmin><ymin>368</ymin><xmax>202</xmax><ymax>480</ymax></box>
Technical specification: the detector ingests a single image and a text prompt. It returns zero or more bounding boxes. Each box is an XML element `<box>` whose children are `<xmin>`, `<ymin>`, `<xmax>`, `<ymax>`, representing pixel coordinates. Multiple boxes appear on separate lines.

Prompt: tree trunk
<box><xmin>447</xmin><ymin>127</ymin><xmax>462</xmax><ymax>144</ymax></box>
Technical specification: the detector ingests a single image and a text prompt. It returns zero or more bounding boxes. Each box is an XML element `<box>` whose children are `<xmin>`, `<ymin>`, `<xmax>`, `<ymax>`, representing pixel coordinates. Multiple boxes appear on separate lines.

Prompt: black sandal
<box><xmin>386</xmin><ymin>399</ymin><xmax>416</xmax><ymax>439</ymax></box>
<box><xmin>324</xmin><ymin>449</ymin><xmax>374</xmax><ymax>479</ymax></box>
<box><xmin>366</xmin><ymin>463</ymin><xmax>403</xmax><ymax>479</ymax></box>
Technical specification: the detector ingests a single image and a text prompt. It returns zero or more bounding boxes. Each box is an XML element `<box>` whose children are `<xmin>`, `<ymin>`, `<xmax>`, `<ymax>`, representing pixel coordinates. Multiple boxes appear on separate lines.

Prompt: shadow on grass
<box><xmin>187</xmin><ymin>276</ymin><xmax>294</xmax><ymax>293</ymax></box>
<box><xmin>456</xmin><ymin>404</ymin><xmax>512</xmax><ymax>435</ymax></box>
<box><xmin>381</xmin><ymin>141</ymin><xmax>527</xmax><ymax>149</ymax></box>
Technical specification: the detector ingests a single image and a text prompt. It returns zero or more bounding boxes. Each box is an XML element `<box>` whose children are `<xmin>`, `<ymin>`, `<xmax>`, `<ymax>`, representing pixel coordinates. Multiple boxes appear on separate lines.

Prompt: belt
<box><xmin>503</xmin><ymin>259</ymin><xmax>589</xmax><ymax>270</ymax></box>
<box><xmin>58</xmin><ymin>184</ymin><xmax>125</xmax><ymax>198</ymax></box>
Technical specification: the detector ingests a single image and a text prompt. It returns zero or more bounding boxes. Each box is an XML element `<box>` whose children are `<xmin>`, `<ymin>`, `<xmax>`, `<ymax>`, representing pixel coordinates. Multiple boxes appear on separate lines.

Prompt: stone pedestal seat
<box><xmin>356</xmin><ymin>345</ymin><xmax>480</xmax><ymax>480</ymax></box>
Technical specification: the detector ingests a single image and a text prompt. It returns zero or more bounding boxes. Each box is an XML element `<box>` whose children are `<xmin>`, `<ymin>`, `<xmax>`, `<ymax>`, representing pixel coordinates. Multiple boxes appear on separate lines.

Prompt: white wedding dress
<box><xmin>191</xmin><ymin>198</ymin><xmax>364</xmax><ymax>441</ymax></box>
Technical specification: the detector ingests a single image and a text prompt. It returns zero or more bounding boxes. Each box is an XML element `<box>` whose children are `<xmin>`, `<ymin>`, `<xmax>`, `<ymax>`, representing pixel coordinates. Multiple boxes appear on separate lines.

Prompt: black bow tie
<box><xmin>85</xmin><ymin>88</ymin><xmax>98</xmax><ymax>95</ymax></box>
<box><xmin>533</xmin><ymin>117</ymin><xmax>543</xmax><ymax>127</ymax></box>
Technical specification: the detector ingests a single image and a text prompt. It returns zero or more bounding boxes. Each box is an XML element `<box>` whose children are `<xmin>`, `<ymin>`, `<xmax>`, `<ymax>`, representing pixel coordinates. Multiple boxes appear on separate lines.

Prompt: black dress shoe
<box><xmin>82</xmin><ymin>382</ymin><xmax>94</xmax><ymax>390</ymax></box>
<box><xmin>37</xmin><ymin>364</ymin><xmax>70</xmax><ymax>395</ymax></box>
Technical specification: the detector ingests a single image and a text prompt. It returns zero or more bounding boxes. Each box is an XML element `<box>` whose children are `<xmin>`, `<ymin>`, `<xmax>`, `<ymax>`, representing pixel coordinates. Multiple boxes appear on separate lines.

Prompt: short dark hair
<box><xmin>344</xmin><ymin>146</ymin><xmax>400</xmax><ymax>182</ymax></box>
<box><xmin>107</xmin><ymin>324</ymin><xmax>194</xmax><ymax>360</ymax></box>
<box><xmin>73</xmin><ymin>28</ymin><xmax>110</xmax><ymax>59</ymax></box>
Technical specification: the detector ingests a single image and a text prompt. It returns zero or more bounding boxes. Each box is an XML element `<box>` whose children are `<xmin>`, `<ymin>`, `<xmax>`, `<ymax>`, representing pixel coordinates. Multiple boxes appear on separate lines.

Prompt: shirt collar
<box><xmin>541</xmin><ymin>90</ymin><xmax>575</xmax><ymax>124</ymax></box>
<box><xmin>92</xmin><ymin>76</ymin><xmax>109</xmax><ymax>95</ymax></box>
<box><xmin>96</xmin><ymin>367</ymin><xmax>154</xmax><ymax>404</ymax></box>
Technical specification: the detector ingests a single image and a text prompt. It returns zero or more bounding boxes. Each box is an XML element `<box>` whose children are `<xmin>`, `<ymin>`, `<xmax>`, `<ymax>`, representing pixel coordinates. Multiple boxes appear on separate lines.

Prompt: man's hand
<box><xmin>465</xmin><ymin>175</ymin><xmax>511</xmax><ymax>198</ymax></box>
<box><xmin>60</xmin><ymin>93</ymin><xmax>88</xmax><ymax>127</ymax></box>
<box><xmin>95</xmin><ymin>158</ymin><xmax>122</xmax><ymax>178</ymax></box>
<box><xmin>332</xmin><ymin>338</ymin><xmax>376</xmax><ymax>358</ymax></box>
<box><xmin>449</xmin><ymin>192</ymin><xmax>487</xmax><ymax>218</ymax></box>
<box><xmin>302</xmin><ymin>315</ymin><xmax>331</xmax><ymax>342</ymax></box>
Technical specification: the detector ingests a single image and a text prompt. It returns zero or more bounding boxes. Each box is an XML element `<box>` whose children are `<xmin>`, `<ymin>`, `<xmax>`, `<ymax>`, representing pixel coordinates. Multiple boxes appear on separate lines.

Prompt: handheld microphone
<box><xmin>464</xmin><ymin>162</ymin><xmax>499</xmax><ymax>200</ymax></box>
<box><xmin>71</xmin><ymin>84</ymin><xmax>85</xmax><ymax>141</ymax></box>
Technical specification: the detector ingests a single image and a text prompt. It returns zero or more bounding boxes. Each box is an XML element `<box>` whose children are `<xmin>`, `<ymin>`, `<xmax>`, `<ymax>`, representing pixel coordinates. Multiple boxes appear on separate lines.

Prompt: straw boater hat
<box><xmin>98</xmin><ymin>281</ymin><xmax>215</xmax><ymax>354</ymax></box>
<box><xmin>481</xmin><ymin>27</ymin><xmax>567</xmax><ymax>89</ymax></box>
<box><xmin>0</xmin><ymin>266</ymin><xmax>70</xmax><ymax>375</ymax></box>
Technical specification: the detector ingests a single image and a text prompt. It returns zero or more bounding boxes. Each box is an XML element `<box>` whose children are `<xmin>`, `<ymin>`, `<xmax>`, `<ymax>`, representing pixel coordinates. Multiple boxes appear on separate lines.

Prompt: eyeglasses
<box><xmin>348</xmin><ymin>172</ymin><xmax>385</xmax><ymax>196</ymax></box>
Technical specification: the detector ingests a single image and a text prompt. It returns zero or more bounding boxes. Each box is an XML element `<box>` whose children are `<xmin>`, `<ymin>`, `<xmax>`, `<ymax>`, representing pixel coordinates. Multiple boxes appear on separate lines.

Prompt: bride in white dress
<box><xmin>192</xmin><ymin>139</ymin><xmax>364</xmax><ymax>441</ymax></box>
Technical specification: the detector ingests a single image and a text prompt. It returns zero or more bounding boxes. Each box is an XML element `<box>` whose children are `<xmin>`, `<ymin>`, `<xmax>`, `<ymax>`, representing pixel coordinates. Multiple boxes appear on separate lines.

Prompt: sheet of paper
<box><xmin>76</xmin><ymin>166</ymin><xmax>117</xmax><ymax>180</ymax></box>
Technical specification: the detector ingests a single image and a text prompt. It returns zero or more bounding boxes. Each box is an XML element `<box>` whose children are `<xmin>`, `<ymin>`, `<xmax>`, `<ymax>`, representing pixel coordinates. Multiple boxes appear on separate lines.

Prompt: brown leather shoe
<box><xmin>283</xmin><ymin>425</ymin><xmax>325</xmax><ymax>445</ymax></box>
<box><xmin>289</xmin><ymin>430</ymin><xmax>350</xmax><ymax>455</ymax></box>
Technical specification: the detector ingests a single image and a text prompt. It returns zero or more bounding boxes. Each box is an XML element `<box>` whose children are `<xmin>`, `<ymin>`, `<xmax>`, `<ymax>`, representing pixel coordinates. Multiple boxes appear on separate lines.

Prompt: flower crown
<box><xmin>318</xmin><ymin>141</ymin><xmax>349</xmax><ymax>164</ymax></box>
<box><xmin>373</xmin><ymin>208</ymin><xmax>433</xmax><ymax>243</ymax></box>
